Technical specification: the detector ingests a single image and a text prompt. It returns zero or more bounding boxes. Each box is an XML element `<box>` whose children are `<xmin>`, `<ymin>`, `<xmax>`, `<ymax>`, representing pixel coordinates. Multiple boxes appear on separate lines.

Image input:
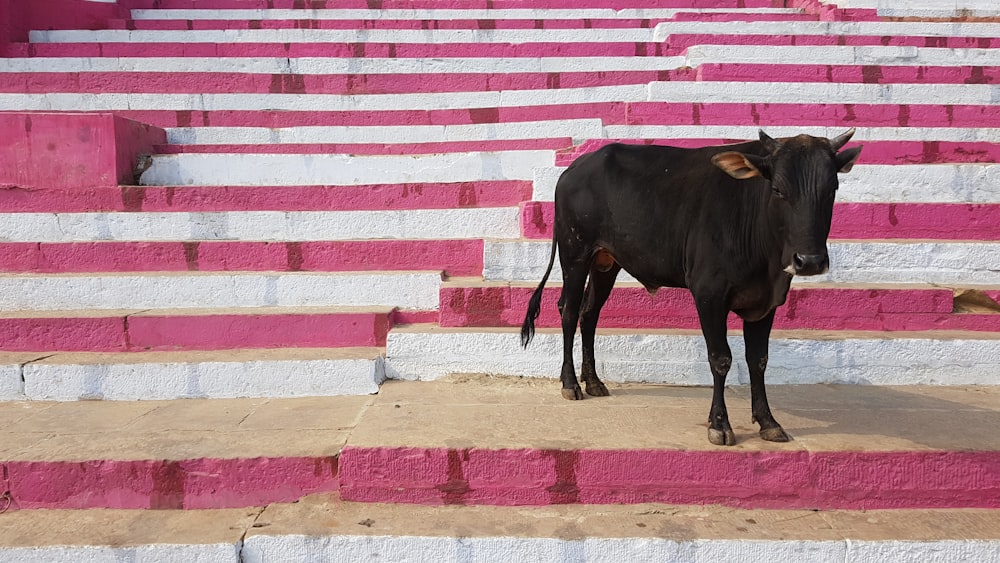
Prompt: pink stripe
<box><xmin>664</xmin><ymin>34</ymin><xmax>1000</xmax><ymax>54</ymax></box>
<box><xmin>0</xmin><ymin>182</ymin><xmax>530</xmax><ymax>212</ymax></box>
<box><xmin>5</xmin><ymin>456</ymin><xmax>338</xmax><ymax>510</ymax></box>
<box><xmin>155</xmin><ymin>139</ymin><xmax>573</xmax><ymax>154</ymax></box>
<box><xmin>697</xmin><ymin>63</ymin><xmax>1000</xmax><ymax>85</ymax></box>
<box><xmin>440</xmin><ymin>284</ymin><xmax>1000</xmax><ymax>332</ymax></box>
<box><xmin>558</xmin><ymin>140</ymin><xmax>1000</xmax><ymax>166</ymax></box>
<box><xmin>0</xmin><ymin>240</ymin><xmax>484</xmax><ymax>276</ymax></box>
<box><xmin>338</xmin><ymin>447</ymin><xmax>1000</xmax><ymax>509</ymax></box>
<box><xmin>522</xmin><ymin>201</ymin><xmax>1000</xmax><ymax>241</ymax></box>
<box><xmin>109</xmin><ymin>102</ymin><xmax>1000</xmax><ymax>129</ymax></box>
<box><xmin>15</xmin><ymin>42</ymin><xmax>668</xmax><ymax>58</ymax></box>
<box><xmin>142</xmin><ymin>0</ymin><xmax>782</xmax><ymax>9</ymax></box>
<box><xmin>0</xmin><ymin>311</ymin><xmax>390</xmax><ymax>352</ymax></box>
<box><xmin>127</xmin><ymin>14</ymin><xmax>817</xmax><ymax>31</ymax></box>
<box><xmin>0</xmin><ymin>72</ymin><xmax>683</xmax><ymax>94</ymax></box>
<box><xmin>0</xmin><ymin>317</ymin><xmax>127</xmax><ymax>352</ymax></box>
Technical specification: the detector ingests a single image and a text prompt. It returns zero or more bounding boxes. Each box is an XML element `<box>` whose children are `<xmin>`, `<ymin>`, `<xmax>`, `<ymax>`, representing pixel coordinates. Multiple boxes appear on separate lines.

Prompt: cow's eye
<box><xmin>771</xmin><ymin>186</ymin><xmax>785</xmax><ymax>199</ymax></box>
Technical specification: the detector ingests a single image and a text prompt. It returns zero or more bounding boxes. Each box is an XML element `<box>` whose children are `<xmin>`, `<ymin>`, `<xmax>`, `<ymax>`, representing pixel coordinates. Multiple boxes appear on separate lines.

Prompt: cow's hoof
<box><xmin>760</xmin><ymin>427</ymin><xmax>791</xmax><ymax>442</ymax></box>
<box><xmin>562</xmin><ymin>387</ymin><xmax>585</xmax><ymax>401</ymax></box>
<box><xmin>585</xmin><ymin>380</ymin><xmax>610</xmax><ymax>397</ymax></box>
<box><xmin>708</xmin><ymin>427</ymin><xmax>737</xmax><ymax>446</ymax></box>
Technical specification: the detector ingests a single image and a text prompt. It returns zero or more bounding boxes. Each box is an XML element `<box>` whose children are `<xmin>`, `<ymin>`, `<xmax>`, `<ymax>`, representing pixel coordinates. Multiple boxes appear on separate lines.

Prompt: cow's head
<box><xmin>711</xmin><ymin>129</ymin><xmax>862</xmax><ymax>276</ymax></box>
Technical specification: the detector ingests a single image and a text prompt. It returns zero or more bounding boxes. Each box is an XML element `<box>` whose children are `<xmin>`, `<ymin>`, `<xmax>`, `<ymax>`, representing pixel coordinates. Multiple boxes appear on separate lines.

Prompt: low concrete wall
<box><xmin>0</xmin><ymin>112</ymin><xmax>165</xmax><ymax>190</ymax></box>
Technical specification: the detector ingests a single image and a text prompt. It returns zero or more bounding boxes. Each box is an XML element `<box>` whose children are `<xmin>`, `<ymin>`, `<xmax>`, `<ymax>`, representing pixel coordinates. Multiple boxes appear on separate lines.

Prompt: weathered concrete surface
<box><xmin>340</xmin><ymin>378</ymin><xmax>1000</xmax><ymax>509</ymax></box>
<box><xmin>3</xmin><ymin>493</ymin><xmax>1000</xmax><ymax>562</ymax></box>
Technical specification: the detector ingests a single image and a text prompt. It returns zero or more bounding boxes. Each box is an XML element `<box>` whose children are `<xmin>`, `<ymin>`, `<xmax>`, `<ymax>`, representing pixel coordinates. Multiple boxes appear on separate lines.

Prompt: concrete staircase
<box><xmin>1</xmin><ymin>0</ymin><xmax>999</xmax><ymax>559</ymax></box>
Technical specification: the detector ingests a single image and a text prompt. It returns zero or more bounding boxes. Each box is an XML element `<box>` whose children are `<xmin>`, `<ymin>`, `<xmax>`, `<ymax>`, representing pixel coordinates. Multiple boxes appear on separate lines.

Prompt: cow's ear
<box><xmin>835</xmin><ymin>145</ymin><xmax>863</xmax><ymax>173</ymax></box>
<box><xmin>712</xmin><ymin>152</ymin><xmax>765</xmax><ymax>180</ymax></box>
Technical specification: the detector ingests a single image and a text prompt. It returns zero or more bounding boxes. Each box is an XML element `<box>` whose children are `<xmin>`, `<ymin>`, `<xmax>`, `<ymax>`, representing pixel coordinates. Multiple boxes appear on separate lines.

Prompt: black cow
<box><xmin>520</xmin><ymin>129</ymin><xmax>862</xmax><ymax>446</ymax></box>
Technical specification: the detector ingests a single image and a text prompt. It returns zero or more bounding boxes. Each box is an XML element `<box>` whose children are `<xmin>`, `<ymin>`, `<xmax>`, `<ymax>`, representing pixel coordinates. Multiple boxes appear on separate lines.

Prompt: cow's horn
<box><xmin>830</xmin><ymin>128</ymin><xmax>856</xmax><ymax>151</ymax></box>
<box><xmin>758</xmin><ymin>129</ymin><xmax>780</xmax><ymax>152</ymax></box>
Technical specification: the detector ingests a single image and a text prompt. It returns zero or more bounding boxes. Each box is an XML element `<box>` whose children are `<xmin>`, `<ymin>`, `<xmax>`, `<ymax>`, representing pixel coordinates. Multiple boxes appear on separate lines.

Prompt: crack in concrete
<box><xmin>237</xmin><ymin>505</ymin><xmax>269</xmax><ymax>563</ymax></box>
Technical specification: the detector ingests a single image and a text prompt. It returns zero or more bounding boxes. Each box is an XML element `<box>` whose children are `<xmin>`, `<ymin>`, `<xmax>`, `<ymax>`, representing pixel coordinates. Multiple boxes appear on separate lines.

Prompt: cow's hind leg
<box><xmin>579</xmin><ymin>262</ymin><xmax>620</xmax><ymax>397</ymax></box>
<box><xmin>557</xmin><ymin>256</ymin><xmax>591</xmax><ymax>400</ymax></box>
<box><xmin>694</xmin><ymin>295</ymin><xmax>737</xmax><ymax>446</ymax></box>
<box><xmin>744</xmin><ymin>311</ymin><xmax>790</xmax><ymax>442</ymax></box>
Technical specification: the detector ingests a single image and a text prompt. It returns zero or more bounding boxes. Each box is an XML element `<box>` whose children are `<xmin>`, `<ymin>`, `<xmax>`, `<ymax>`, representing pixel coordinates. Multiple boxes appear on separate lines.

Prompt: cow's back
<box><xmin>554</xmin><ymin>141</ymin><xmax>766</xmax><ymax>289</ymax></box>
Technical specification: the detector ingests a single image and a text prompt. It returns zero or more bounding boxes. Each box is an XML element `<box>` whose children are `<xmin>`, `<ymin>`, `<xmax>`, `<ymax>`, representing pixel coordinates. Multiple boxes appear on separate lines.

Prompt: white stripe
<box><xmin>0</xmin><ymin>272</ymin><xmax>442</xmax><ymax>310</ymax></box>
<box><xmin>0</xmin><ymin>56</ymin><xmax>687</xmax><ymax>73</ymax></box>
<box><xmin>28</xmin><ymin>28</ymin><xmax>656</xmax><ymax>43</ymax></box>
<box><xmin>684</xmin><ymin>45</ymin><xmax>1000</xmax><ymax>67</ymax></box>
<box><xmin>138</xmin><ymin>151</ymin><xmax>555</xmax><ymax>186</ymax></box>
<box><xmin>28</xmin><ymin>21</ymin><xmax>1000</xmax><ymax>43</ymax></box>
<box><xmin>22</xmin><ymin>356</ymin><xmax>386</xmax><ymax>401</ymax></box>
<box><xmin>603</xmin><ymin>125</ymin><xmax>1000</xmax><ymax>144</ymax></box>
<box><xmin>531</xmin><ymin>164</ymin><xmax>1000</xmax><ymax>204</ymax></box>
<box><xmin>386</xmin><ymin>328</ymin><xmax>1000</xmax><ymax>385</ymax></box>
<box><xmin>3</xmin><ymin>545</ymin><xmax>241</xmax><ymax>563</ymax></box>
<box><xmin>483</xmin><ymin>240</ymin><xmax>1000</xmax><ymax>285</ymax></box>
<box><xmin>1</xmin><ymin>82</ymin><xmax>996</xmax><ymax>112</ymax></box>
<box><xmin>647</xmin><ymin>81</ymin><xmax>999</xmax><ymax>105</ymax></box>
<box><xmin>0</xmin><ymin>208</ymin><xmax>521</xmax><ymax>242</ymax></box>
<box><xmin>652</xmin><ymin>20</ymin><xmax>1000</xmax><ymax>41</ymax></box>
<box><xmin>165</xmin><ymin>119</ymin><xmax>604</xmax><ymax>144</ymax></box>
<box><xmin>130</xmin><ymin>8</ymin><xmax>804</xmax><ymax>20</ymax></box>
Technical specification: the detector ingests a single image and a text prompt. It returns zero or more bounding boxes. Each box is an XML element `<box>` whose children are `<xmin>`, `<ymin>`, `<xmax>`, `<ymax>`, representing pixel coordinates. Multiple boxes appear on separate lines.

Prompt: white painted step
<box><xmin>484</xmin><ymin>240</ymin><xmax>1000</xmax><ymax>285</ymax></box>
<box><xmin>683</xmin><ymin>45</ymin><xmax>1000</xmax><ymax>66</ymax></box>
<box><xmin>386</xmin><ymin>325</ymin><xmax>1000</xmax><ymax>386</ymax></box>
<box><xmin>0</xmin><ymin>208</ymin><xmax>521</xmax><ymax>242</ymax></box>
<box><xmin>532</xmin><ymin>164</ymin><xmax>1000</xmax><ymax>203</ymax></box>
<box><xmin>600</xmin><ymin>125</ymin><xmax>1000</xmax><ymax>144</ymax></box>
<box><xmin>0</xmin><ymin>271</ymin><xmax>441</xmax><ymax>310</ymax></box>
<box><xmin>0</xmin><ymin>56</ymin><xmax>689</xmax><ymax>74</ymax></box>
<box><xmin>2</xmin><ymin>349</ymin><xmax>386</xmax><ymax>401</ymax></box>
<box><xmin>824</xmin><ymin>0</ymin><xmax>1000</xmax><ymax>18</ymax></box>
<box><xmin>5</xmin><ymin>82</ymin><xmax>999</xmax><ymax>112</ymax></box>
<box><xmin>139</xmin><ymin>151</ymin><xmax>555</xmax><ymax>186</ymax></box>
<box><xmin>27</xmin><ymin>21</ymin><xmax>1000</xmax><ymax>43</ymax></box>
<box><xmin>164</xmin><ymin>119</ymin><xmax>602</xmax><ymax>144</ymax></box>
<box><xmin>6</xmin><ymin>496</ymin><xmax>999</xmax><ymax>563</ymax></box>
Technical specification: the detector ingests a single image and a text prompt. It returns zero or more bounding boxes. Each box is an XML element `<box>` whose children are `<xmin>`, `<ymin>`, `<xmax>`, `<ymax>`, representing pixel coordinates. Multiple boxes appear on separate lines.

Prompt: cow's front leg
<box><xmin>695</xmin><ymin>295</ymin><xmax>737</xmax><ymax>446</ymax></box>
<box><xmin>744</xmin><ymin>311</ymin><xmax>790</xmax><ymax>442</ymax></box>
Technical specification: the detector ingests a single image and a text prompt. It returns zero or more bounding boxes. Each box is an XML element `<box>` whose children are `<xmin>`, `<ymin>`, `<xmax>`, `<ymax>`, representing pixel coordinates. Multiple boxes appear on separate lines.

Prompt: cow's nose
<box><xmin>793</xmin><ymin>253</ymin><xmax>829</xmax><ymax>276</ymax></box>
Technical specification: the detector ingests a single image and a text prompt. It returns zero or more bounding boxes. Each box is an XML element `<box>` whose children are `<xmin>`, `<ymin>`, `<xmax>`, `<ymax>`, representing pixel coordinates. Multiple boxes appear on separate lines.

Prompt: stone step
<box><xmin>2</xmin><ymin>348</ymin><xmax>388</xmax><ymax>401</ymax></box>
<box><xmin>0</xmin><ymin>306</ymin><xmax>395</xmax><ymax>352</ymax></box>
<box><xmin>0</xmin><ymin>395</ymin><xmax>368</xmax><ymax>508</ymax></box>
<box><xmin>439</xmin><ymin>280</ymin><xmax>1000</xmax><ymax>332</ymax></box>
<box><xmin>0</xmin><ymin>240</ymin><xmax>485</xmax><ymax>277</ymax></box>
<box><xmin>3</xmin><ymin>380</ymin><xmax>999</xmax><ymax>511</ymax></box>
<box><xmin>386</xmin><ymin>324</ymin><xmax>1000</xmax><ymax>385</ymax></box>
<box><xmin>520</xmin><ymin>201</ymin><xmax>1000</xmax><ymax>240</ymax></box>
<box><xmin>484</xmin><ymin>239</ymin><xmax>1000</xmax><ymax>286</ymax></box>
<box><xmin>0</xmin><ymin>271</ymin><xmax>442</xmax><ymax>311</ymax></box>
<box><xmin>5</xmin><ymin>496</ymin><xmax>1000</xmax><ymax>561</ymax></box>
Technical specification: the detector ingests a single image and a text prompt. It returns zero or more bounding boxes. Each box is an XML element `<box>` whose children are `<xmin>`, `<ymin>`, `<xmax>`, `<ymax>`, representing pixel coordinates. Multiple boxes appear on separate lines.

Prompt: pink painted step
<box><xmin>0</xmin><ymin>308</ymin><xmax>393</xmax><ymax>352</ymax></box>
<box><xmin>662</xmin><ymin>34</ymin><xmax>1000</xmax><ymax>54</ymax></box>
<box><xmin>109</xmin><ymin>101</ymin><xmax>1000</xmax><ymax>129</ymax></box>
<box><xmin>557</xmin><ymin>140</ymin><xmax>1000</xmax><ymax>166</ymax></box>
<box><xmin>0</xmin><ymin>71</ymin><xmax>685</xmax><ymax>95</ymax></box>
<box><xmin>0</xmin><ymin>240</ymin><xmax>484</xmax><ymax>276</ymax></box>
<box><xmin>439</xmin><ymin>283</ymin><xmax>1000</xmax><ymax>332</ymax></box>
<box><xmin>697</xmin><ymin>63</ymin><xmax>1000</xmax><ymax>85</ymax></box>
<box><xmin>338</xmin><ymin>446</ymin><xmax>1000</xmax><ymax>509</ymax></box>
<box><xmin>6</xmin><ymin>456</ymin><xmax>337</xmax><ymax>510</ymax></box>
<box><xmin>0</xmin><ymin>181</ymin><xmax>530</xmax><ymax>213</ymax></box>
<box><xmin>134</xmin><ymin>0</ymin><xmax>788</xmax><ymax>10</ymax></box>
<box><xmin>521</xmin><ymin>201</ymin><xmax>1000</xmax><ymax>242</ymax></box>
<box><xmin>121</xmin><ymin>13</ymin><xmax>819</xmax><ymax>31</ymax></box>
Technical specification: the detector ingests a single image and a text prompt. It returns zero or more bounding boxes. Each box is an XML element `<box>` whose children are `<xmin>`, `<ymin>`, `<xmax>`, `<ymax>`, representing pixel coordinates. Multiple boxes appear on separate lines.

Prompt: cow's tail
<box><xmin>521</xmin><ymin>235</ymin><xmax>559</xmax><ymax>348</ymax></box>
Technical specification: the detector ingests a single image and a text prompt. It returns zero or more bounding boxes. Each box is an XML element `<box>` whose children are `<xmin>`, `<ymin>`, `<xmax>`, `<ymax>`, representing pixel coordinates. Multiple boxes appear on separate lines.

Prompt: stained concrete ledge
<box><xmin>3</xmin><ymin>494</ymin><xmax>1000</xmax><ymax>563</ymax></box>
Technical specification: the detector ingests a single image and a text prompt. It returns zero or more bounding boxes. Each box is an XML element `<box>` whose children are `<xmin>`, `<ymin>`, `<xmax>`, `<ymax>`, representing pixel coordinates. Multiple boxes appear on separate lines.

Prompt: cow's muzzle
<box><xmin>793</xmin><ymin>253</ymin><xmax>829</xmax><ymax>276</ymax></box>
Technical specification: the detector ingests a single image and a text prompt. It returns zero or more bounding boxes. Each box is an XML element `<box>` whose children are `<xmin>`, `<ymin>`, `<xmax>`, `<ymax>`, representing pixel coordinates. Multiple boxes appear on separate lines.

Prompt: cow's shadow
<box><xmin>608</xmin><ymin>383</ymin><xmax>1000</xmax><ymax>451</ymax></box>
